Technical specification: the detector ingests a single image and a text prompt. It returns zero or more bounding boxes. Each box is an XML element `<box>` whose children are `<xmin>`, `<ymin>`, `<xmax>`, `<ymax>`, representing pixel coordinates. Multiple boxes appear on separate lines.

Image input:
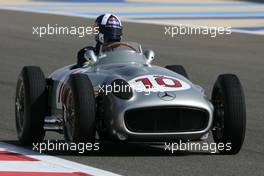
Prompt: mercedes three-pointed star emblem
<box><xmin>158</xmin><ymin>91</ymin><xmax>176</xmax><ymax>101</ymax></box>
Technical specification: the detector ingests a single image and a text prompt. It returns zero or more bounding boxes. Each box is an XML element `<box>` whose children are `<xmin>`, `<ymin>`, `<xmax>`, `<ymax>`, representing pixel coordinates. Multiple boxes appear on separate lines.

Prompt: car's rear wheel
<box><xmin>15</xmin><ymin>66</ymin><xmax>47</xmax><ymax>145</ymax></box>
<box><xmin>212</xmin><ymin>74</ymin><xmax>246</xmax><ymax>154</ymax></box>
<box><xmin>165</xmin><ymin>65</ymin><xmax>189</xmax><ymax>79</ymax></box>
<box><xmin>63</xmin><ymin>74</ymin><xmax>96</xmax><ymax>143</ymax></box>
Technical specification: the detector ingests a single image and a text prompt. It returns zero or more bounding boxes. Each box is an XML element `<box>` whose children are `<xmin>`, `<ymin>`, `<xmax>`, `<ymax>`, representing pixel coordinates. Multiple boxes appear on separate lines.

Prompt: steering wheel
<box><xmin>103</xmin><ymin>42</ymin><xmax>138</xmax><ymax>52</ymax></box>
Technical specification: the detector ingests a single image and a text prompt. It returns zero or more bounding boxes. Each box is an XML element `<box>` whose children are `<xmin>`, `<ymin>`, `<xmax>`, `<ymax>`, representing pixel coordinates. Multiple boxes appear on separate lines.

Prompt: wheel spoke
<box><xmin>64</xmin><ymin>90</ymin><xmax>75</xmax><ymax>142</ymax></box>
<box><xmin>16</xmin><ymin>82</ymin><xmax>25</xmax><ymax>132</ymax></box>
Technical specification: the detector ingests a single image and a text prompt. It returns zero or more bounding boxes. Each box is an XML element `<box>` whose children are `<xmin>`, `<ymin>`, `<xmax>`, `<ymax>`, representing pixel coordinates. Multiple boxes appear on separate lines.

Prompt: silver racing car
<box><xmin>15</xmin><ymin>42</ymin><xmax>246</xmax><ymax>154</ymax></box>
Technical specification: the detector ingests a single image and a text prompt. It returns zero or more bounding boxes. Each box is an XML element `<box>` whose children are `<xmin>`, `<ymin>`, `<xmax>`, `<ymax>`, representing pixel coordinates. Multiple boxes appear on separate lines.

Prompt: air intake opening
<box><xmin>124</xmin><ymin>106</ymin><xmax>209</xmax><ymax>133</ymax></box>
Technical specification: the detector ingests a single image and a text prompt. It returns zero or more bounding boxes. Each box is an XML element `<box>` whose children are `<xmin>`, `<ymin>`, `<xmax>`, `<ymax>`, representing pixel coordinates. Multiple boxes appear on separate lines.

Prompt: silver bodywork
<box><xmin>47</xmin><ymin>43</ymin><xmax>214</xmax><ymax>142</ymax></box>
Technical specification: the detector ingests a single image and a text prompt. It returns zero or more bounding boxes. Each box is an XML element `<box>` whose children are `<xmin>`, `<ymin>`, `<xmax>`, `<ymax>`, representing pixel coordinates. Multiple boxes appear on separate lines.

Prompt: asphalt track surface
<box><xmin>0</xmin><ymin>10</ymin><xmax>264</xmax><ymax>176</ymax></box>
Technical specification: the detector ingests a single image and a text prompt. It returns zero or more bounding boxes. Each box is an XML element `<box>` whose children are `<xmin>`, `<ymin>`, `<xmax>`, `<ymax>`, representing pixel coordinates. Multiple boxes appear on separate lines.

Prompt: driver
<box><xmin>75</xmin><ymin>14</ymin><xmax>123</xmax><ymax>68</ymax></box>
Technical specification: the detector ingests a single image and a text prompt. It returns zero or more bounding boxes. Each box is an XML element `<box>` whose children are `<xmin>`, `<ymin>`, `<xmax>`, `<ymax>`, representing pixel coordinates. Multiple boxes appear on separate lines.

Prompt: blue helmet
<box><xmin>94</xmin><ymin>14</ymin><xmax>123</xmax><ymax>44</ymax></box>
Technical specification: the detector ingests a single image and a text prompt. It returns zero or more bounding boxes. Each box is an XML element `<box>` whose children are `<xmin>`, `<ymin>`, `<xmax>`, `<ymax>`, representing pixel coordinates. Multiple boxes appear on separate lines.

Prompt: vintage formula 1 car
<box><xmin>15</xmin><ymin>42</ymin><xmax>246</xmax><ymax>154</ymax></box>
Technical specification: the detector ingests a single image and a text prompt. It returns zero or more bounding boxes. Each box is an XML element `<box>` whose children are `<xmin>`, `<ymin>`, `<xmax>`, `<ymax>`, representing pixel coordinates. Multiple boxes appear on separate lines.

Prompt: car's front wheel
<box><xmin>63</xmin><ymin>74</ymin><xmax>96</xmax><ymax>143</ymax></box>
<box><xmin>212</xmin><ymin>74</ymin><xmax>246</xmax><ymax>154</ymax></box>
<box><xmin>15</xmin><ymin>66</ymin><xmax>47</xmax><ymax>145</ymax></box>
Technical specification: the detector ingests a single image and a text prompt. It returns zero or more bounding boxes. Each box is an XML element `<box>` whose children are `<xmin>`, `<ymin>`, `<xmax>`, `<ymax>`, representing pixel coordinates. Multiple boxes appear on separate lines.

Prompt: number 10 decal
<box><xmin>129</xmin><ymin>75</ymin><xmax>191</xmax><ymax>92</ymax></box>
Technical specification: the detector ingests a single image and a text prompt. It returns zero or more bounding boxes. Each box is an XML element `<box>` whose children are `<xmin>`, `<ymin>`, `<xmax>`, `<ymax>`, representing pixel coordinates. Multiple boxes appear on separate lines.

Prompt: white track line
<box><xmin>123</xmin><ymin>19</ymin><xmax>264</xmax><ymax>36</ymax></box>
<box><xmin>0</xmin><ymin>6</ymin><xmax>263</xmax><ymax>36</ymax></box>
<box><xmin>0</xmin><ymin>142</ymin><xmax>121</xmax><ymax>176</ymax></box>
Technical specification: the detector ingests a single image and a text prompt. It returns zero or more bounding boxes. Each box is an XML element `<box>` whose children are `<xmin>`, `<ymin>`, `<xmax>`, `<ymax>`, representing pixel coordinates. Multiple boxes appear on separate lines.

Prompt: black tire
<box><xmin>63</xmin><ymin>74</ymin><xmax>96</xmax><ymax>143</ymax></box>
<box><xmin>15</xmin><ymin>66</ymin><xmax>47</xmax><ymax>145</ymax></box>
<box><xmin>165</xmin><ymin>65</ymin><xmax>189</xmax><ymax>79</ymax></box>
<box><xmin>212</xmin><ymin>74</ymin><xmax>246</xmax><ymax>154</ymax></box>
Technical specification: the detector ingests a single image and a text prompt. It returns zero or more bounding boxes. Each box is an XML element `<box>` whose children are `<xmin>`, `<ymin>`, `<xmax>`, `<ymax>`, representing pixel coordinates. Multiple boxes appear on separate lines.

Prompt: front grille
<box><xmin>124</xmin><ymin>106</ymin><xmax>209</xmax><ymax>133</ymax></box>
